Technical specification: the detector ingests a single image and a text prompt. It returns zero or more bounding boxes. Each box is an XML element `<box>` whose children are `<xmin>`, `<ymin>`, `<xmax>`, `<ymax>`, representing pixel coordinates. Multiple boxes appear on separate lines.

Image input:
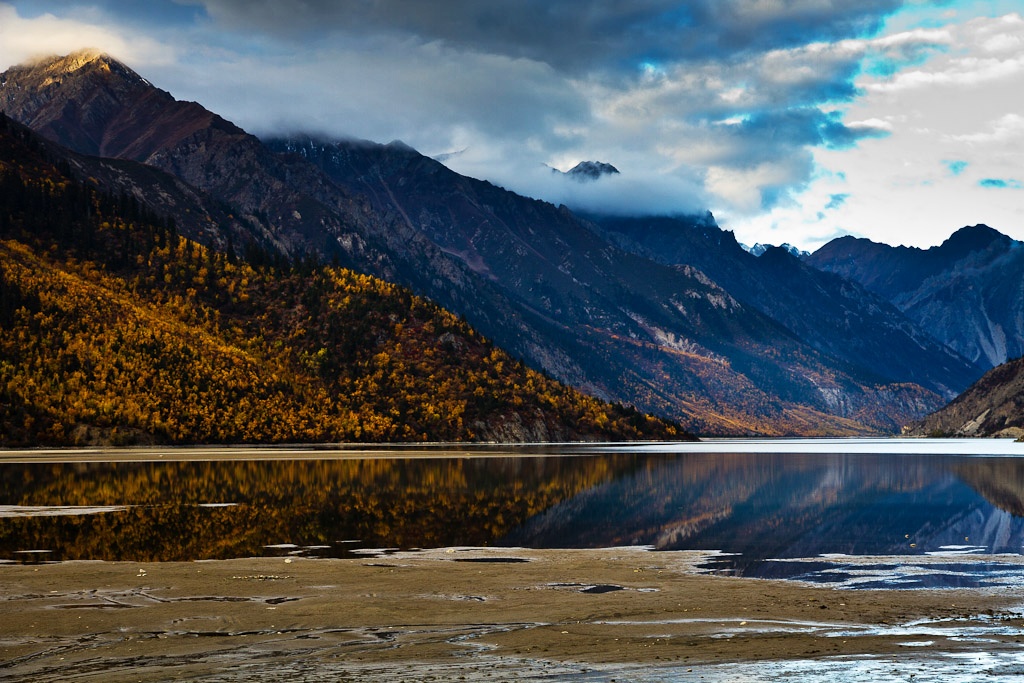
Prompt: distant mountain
<box><xmin>904</xmin><ymin>356</ymin><xmax>1024</xmax><ymax>440</ymax></box>
<box><xmin>559</xmin><ymin>160</ymin><xmax>620</xmax><ymax>182</ymax></box>
<box><xmin>271</xmin><ymin>134</ymin><xmax>957</xmax><ymax>434</ymax></box>
<box><xmin>0</xmin><ymin>114</ymin><xmax>684</xmax><ymax>446</ymax></box>
<box><xmin>743</xmin><ymin>242</ymin><xmax>809</xmax><ymax>258</ymax></box>
<box><xmin>588</xmin><ymin>214</ymin><xmax>982</xmax><ymax>399</ymax></box>
<box><xmin>806</xmin><ymin>225</ymin><xmax>1024</xmax><ymax>369</ymax></box>
<box><xmin>0</xmin><ymin>51</ymin><xmax>979</xmax><ymax>435</ymax></box>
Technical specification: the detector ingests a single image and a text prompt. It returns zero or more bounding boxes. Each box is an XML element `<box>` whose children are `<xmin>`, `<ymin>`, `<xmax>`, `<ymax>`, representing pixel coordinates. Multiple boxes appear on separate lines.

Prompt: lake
<box><xmin>3</xmin><ymin>439</ymin><xmax>1024</xmax><ymax>587</ymax></box>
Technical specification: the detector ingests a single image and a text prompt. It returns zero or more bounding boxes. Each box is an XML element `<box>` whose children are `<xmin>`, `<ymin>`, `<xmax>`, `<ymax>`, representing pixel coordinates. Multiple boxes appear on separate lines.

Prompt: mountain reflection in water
<box><xmin>506</xmin><ymin>452</ymin><xmax>1024</xmax><ymax>576</ymax></box>
<box><xmin>2</xmin><ymin>447</ymin><xmax>1024</xmax><ymax>572</ymax></box>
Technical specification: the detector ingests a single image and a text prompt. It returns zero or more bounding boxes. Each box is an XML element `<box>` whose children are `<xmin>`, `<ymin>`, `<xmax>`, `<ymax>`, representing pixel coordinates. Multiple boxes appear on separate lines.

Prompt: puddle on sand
<box><xmin>633</xmin><ymin>652</ymin><xmax>1024</xmax><ymax>683</ymax></box>
<box><xmin>548</xmin><ymin>582</ymin><xmax>629</xmax><ymax>594</ymax></box>
<box><xmin>453</xmin><ymin>557</ymin><xmax>530</xmax><ymax>563</ymax></box>
<box><xmin>699</xmin><ymin>553</ymin><xmax>1024</xmax><ymax>590</ymax></box>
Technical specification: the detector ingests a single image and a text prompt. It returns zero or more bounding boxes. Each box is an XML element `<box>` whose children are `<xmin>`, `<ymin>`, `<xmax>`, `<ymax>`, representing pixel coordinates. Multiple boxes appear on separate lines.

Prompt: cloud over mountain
<box><xmin>1</xmin><ymin>1</ymin><xmax>1022</xmax><ymax>249</ymax></box>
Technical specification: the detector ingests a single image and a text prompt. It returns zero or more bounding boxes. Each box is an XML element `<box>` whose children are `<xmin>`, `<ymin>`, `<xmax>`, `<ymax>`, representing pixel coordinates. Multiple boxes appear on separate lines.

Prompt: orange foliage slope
<box><xmin>0</xmin><ymin>117</ymin><xmax>685</xmax><ymax>445</ymax></box>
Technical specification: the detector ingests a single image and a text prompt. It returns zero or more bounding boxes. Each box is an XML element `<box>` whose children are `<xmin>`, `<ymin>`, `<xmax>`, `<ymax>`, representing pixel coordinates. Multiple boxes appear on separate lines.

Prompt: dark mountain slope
<box><xmin>0</xmin><ymin>49</ymin><xmax>226</xmax><ymax>161</ymax></box>
<box><xmin>589</xmin><ymin>214</ymin><xmax>982</xmax><ymax>398</ymax></box>
<box><xmin>0</xmin><ymin>51</ymin><xmax>955</xmax><ymax>435</ymax></box>
<box><xmin>905</xmin><ymin>356</ymin><xmax>1024</xmax><ymax>439</ymax></box>
<box><xmin>0</xmin><ymin>114</ymin><xmax>684</xmax><ymax>445</ymax></box>
<box><xmin>0</xmin><ymin>49</ymin><xmax>393</xmax><ymax>265</ymax></box>
<box><xmin>269</xmin><ymin>135</ymin><xmax>948</xmax><ymax>434</ymax></box>
<box><xmin>807</xmin><ymin>225</ymin><xmax>1010</xmax><ymax>295</ymax></box>
<box><xmin>807</xmin><ymin>226</ymin><xmax>1024</xmax><ymax>369</ymax></box>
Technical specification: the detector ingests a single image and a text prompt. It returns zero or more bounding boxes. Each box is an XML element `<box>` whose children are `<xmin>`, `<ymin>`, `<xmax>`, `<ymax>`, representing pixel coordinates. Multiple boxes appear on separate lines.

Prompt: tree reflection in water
<box><xmin>0</xmin><ymin>455</ymin><xmax>630</xmax><ymax>561</ymax></box>
<box><xmin>2</xmin><ymin>451</ymin><xmax>1024</xmax><ymax>566</ymax></box>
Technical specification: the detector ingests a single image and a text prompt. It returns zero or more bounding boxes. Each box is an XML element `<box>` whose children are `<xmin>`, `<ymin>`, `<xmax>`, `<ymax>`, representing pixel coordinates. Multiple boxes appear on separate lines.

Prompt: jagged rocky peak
<box><xmin>0</xmin><ymin>49</ymin><xmax>235</xmax><ymax>162</ymax></box>
<box><xmin>562</xmin><ymin>160</ymin><xmax>620</xmax><ymax>182</ymax></box>
<box><xmin>9</xmin><ymin>48</ymin><xmax>148</xmax><ymax>88</ymax></box>
<box><xmin>743</xmin><ymin>242</ymin><xmax>810</xmax><ymax>258</ymax></box>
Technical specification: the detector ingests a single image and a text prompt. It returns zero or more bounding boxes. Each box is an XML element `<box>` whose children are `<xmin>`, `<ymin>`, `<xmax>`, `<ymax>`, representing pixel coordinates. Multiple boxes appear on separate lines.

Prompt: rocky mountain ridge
<box><xmin>807</xmin><ymin>225</ymin><xmax>1024</xmax><ymax>369</ymax></box>
<box><xmin>270</xmin><ymin>133</ymin><xmax>956</xmax><ymax>433</ymax></box>
<box><xmin>0</xmin><ymin>50</ymin><xmax>992</xmax><ymax>435</ymax></box>
<box><xmin>563</xmin><ymin>160</ymin><xmax>620</xmax><ymax>182</ymax></box>
<box><xmin>588</xmin><ymin>213</ymin><xmax>981</xmax><ymax>398</ymax></box>
<box><xmin>744</xmin><ymin>243</ymin><xmax>809</xmax><ymax>258</ymax></box>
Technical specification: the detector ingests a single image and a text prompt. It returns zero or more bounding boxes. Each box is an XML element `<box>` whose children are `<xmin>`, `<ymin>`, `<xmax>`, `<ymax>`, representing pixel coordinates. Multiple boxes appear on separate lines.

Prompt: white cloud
<box><xmin>2</xmin><ymin>2</ymin><xmax>1021</xmax><ymax>251</ymax></box>
<box><xmin>0</xmin><ymin>4</ymin><xmax>171</xmax><ymax>69</ymax></box>
<box><xmin>866</xmin><ymin>13</ymin><xmax>1024</xmax><ymax>93</ymax></box>
<box><xmin>949</xmin><ymin>113</ymin><xmax>1024</xmax><ymax>144</ymax></box>
<box><xmin>867</xmin><ymin>54</ymin><xmax>1024</xmax><ymax>92</ymax></box>
<box><xmin>847</xmin><ymin>117</ymin><xmax>894</xmax><ymax>132</ymax></box>
<box><xmin>726</xmin><ymin>12</ymin><xmax>1024</xmax><ymax>250</ymax></box>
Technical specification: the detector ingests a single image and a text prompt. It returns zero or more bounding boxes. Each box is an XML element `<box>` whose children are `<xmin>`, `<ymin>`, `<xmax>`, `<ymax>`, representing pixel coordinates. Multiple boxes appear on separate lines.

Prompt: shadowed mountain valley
<box><xmin>807</xmin><ymin>225</ymin><xmax>1024</xmax><ymax>371</ymax></box>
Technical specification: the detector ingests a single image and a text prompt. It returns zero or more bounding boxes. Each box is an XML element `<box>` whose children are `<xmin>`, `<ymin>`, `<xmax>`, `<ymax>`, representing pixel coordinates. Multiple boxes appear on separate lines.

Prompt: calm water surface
<box><xmin>3</xmin><ymin>439</ymin><xmax>1024</xmax><ymax>586</ymax></box>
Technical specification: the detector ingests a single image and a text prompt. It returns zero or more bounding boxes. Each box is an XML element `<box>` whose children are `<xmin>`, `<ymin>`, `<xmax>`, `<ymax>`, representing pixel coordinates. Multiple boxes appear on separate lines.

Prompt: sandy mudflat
<box><xmin>3</xmin><ymin>547</ymin><xmax>1024</xmax><ymax>682</ymax></box>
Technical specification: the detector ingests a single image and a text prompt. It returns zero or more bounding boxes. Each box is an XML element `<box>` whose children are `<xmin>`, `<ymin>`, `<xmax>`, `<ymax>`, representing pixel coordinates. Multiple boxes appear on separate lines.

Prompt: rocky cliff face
<box><xmin>0</xmin><ymin>51</ymin><xmax>978</xmax><ymax>435</ymax></box>
<box><xmin>807</xmin><ymin>225</ymin><xmax>1024</xmax><ymax>370</ymax></box>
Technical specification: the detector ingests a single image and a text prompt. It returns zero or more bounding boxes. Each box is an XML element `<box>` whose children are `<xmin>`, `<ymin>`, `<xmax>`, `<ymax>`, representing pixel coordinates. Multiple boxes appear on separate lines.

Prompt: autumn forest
<box><xmin>0</xmin><ymin>115</ymin><xmax>684</xmax><ymax>446</ymax></box>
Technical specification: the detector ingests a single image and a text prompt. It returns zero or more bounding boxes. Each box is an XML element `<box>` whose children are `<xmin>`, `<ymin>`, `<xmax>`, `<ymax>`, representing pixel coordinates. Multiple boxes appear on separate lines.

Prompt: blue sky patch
<box><xmin>825</xmin><ymin>193</ymin><xmax>850</xmax><ymax>210</ymax></box>
<box><xmin>944</xmin><ymin>160</ymin><xmax>968</xmax><ymax>176</ymax></box>
<box><xmin>979</xmin><ymin>178</ymin><xmax>1023</xmax><ymax>189</ymax></box>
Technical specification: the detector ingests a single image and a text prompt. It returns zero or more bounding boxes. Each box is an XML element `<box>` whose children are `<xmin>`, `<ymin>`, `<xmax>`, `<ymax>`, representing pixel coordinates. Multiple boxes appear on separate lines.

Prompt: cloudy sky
<box><xmin>1</xmin><ymin>1</ymin><xmax>1022</xmax><ymax>250</ymax></box>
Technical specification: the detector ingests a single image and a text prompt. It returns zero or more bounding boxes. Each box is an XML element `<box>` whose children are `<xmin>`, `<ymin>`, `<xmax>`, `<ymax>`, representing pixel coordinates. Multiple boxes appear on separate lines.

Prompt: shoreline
<box><xmin>4</xmin><ymin>547</ymin><xmax>1024</xmax><ymax>681</ymax></box>
<box><xmin>1</xmin><ymin>436</ymin><xmax>1021</xmax><ymax>464</ymax></box>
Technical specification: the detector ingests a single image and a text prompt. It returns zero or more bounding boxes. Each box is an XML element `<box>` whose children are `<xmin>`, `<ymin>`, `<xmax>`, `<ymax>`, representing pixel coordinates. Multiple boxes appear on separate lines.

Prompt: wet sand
<box><xmin>3</xmin><ymin>547</ymin><xmax>1024</xmax><ymax>682</ymax></box>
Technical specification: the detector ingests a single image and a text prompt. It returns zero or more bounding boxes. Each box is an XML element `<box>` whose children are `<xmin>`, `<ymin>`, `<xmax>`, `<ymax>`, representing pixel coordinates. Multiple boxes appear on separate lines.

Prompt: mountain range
<box><xmin>807</xmin><ymin>225</ymin><xmax>1024</xmax><ymax>370</ymax></box>
<box><xmin>2</xmin><ymin>50</ymin><xmax>1017</xmax><ymax>436</ymax></box>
